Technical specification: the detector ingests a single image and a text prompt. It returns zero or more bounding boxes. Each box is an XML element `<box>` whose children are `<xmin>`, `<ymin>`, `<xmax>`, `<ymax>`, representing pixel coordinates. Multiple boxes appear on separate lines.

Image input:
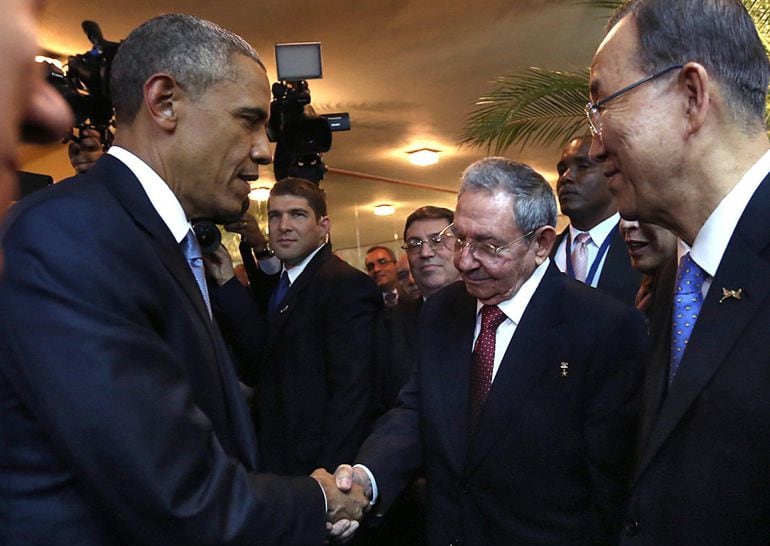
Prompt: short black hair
<box><xmin>403</xmin><ymin>206</ymin><xmax>454</xmax><ymax>241</ymax></box>
<box><xmin>269</xmin><ymin>177</ymin><xmax>327</xmax><ymax>219</ymax></box>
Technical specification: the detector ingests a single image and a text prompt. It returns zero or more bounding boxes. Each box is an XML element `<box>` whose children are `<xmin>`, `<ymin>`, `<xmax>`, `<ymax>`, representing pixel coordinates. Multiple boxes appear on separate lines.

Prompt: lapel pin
<box><xmin>560</xmin><ymin>362</ymin><xmax>569</xmax><ymax>378</ymax></box>
<box><xmin>280</xmin><ymin>304</ymin><xmax>289</xmax><ymax>314</ymax></box>
<box><xmin>719</xmin><ymin>288</ymin><xmax>743</xmax><ymax>304</ymax></box>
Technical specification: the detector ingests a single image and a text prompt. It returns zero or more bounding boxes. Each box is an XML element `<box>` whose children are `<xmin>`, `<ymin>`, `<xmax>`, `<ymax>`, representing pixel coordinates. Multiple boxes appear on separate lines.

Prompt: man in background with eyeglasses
<box><xmin>365</xmin><ymin>245</ymin><xmax>399</xmax><ymax>308</ymax></box>
<box><xmin>587</xmin><ymin>1</ymin><xmax>770</xmax><ymax>544</ymax></box>
<box><xmin>553</xmin><ymin>135</ymin><xmax>641</xmax><ymax>306</ymax></box>
<box><xmin>333</xmin><ymin>157</ymin><xmax>648</xmax><ymax>545</ymax></box>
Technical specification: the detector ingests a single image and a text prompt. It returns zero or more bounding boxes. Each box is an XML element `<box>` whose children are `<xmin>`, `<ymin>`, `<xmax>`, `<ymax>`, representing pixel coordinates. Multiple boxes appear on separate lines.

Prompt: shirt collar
<box><xmin>107</xmin><ymin>146</ymin><xmax>191</xmax><ymax>244</ymax></box>
<box><xmin>476</xmin><ymin>257</ymin><xmax>550</xmax><ymax>326</ymax></box>
<box><xmin>689</xmin><ymin>149</ymin><xmax>770</xmax><ymax>276</ymax></box>
<box><xmin>568</xmin><ymin>212</ymin><xmax>620</xmax><ymax>246</ymax></box>
<box><xmin>282</xmin><ymin>243</ymin><xmax>326</xmax><ymax>284</ymax></box>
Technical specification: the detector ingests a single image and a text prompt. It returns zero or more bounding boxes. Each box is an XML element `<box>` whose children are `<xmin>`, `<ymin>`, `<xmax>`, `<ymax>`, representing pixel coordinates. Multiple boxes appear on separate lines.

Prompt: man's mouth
<box><xmin>625</xmin><ymin>239</ymin><xmax>648</xmax><ymax>256</ymax></box>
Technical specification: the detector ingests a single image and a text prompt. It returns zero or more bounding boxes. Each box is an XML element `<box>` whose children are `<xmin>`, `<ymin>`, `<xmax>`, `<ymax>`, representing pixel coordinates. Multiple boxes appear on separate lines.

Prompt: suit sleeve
<box><xmin>316</xmin><ymin>269</ymin><xmax>382</xmax><ymax>471</ymax></box>
<box><xmin>0</xmin><ymin>199</ymin><xmax>325</xmax><ymax>545</ymax></box>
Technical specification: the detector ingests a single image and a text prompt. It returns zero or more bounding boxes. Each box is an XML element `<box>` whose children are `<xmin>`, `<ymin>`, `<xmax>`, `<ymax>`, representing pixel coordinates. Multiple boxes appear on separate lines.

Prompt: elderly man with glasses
<box><xmin>587</xmin><ymin>1</ymin><xmax>770</xmax><ymax>544</ymax></box>
<box><xmin>331</xmin><ymin>157</ymin><xmax>648</xmax><ymax>545</ymax></box>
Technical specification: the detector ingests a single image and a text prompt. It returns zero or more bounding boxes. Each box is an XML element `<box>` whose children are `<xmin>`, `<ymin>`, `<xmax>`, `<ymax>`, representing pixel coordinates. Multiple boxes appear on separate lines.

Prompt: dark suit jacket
<box><xmin>214</xmin><ymin>243</ymin><xmax>382</xmax><ymax>476</ymax></box>
<box><xmin>358</xmin><ymin>267</ymin><xmax>648</xmax><ymax>546</ymax></box>
<box><xmin>620</xmin><ymin>173</ymin><xmax>770</xmax><ymax>545</ymax></box>
<box><xmin>375</xmin><ymin>297</ymin><xmax>423</xmax><ymax>414</ymax></box>
<box><xmin>0</xmin><ymin>155</ymin><xmax>324</xmax><ymax>545</ymax></box>
<box><xmin>553</xmin><ymin>223</ymin><xmax>641</xmax><ymax>307</ymax></box>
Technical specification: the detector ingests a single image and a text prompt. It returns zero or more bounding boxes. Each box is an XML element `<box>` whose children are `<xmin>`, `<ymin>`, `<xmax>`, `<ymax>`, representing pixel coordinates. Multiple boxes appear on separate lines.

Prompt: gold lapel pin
<box><xmin>560</xmin><ymin>362</ymin><xmax>569</xmax><ymax>377</ymax></box>
<box><xmin>719</xmin><ymin>288</ymin><xmax>743</xmax><ymax>304</ymax></box>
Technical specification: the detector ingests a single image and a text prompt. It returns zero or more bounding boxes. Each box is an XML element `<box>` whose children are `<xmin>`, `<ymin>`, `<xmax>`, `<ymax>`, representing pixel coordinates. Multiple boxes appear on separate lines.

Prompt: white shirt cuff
<box><xmin>354</xmin><ymin>464</ymin><xmax>379</xmax><ymax>504</ymax></box>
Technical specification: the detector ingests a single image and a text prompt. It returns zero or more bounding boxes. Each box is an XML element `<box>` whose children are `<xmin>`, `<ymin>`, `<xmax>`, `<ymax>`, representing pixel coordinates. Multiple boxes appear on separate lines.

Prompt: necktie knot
<box><xmin>574</xmin><ymin>231</ymin><xmax>592</xmax><ymax>246</ymax></box>
<box><xmin>675</xmin><ymin>253</ymin><xmax>706</xmax><ymax>296</ymax></box>
<box><xmin>480</xmin><ymin>305</ymin><xmax>506</xmax><ymax>333</ymax></box>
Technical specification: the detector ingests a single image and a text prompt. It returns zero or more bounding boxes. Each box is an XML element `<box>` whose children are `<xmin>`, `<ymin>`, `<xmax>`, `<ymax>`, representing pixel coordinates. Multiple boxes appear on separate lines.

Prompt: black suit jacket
<box><xmin>358</xmin><ymin>267</ymin><xmax>648</xmax><ymax>545</ymax></box>
<box><xmin>620</xmin><ymin>173</ymin><xmax>770</xmax><ymax>545</ymax></box>
<box><xmin>214</xmin><ymin>243</ymin><xmax>382</xmax><ymax>475</ymax></box>
<box><xmin>0</xmin><ymin>155</ymin><xmax>324</xmax><ymax>545</ymax></box>
<box><xmin>375</xmin><ymin>297</ymin><xmax>423</xmax><ymax>414</ymax></box>
<box><xmin>553</xmin><ymin>223</ymin><xmax>641</xmax><ymax>307</ymax></box>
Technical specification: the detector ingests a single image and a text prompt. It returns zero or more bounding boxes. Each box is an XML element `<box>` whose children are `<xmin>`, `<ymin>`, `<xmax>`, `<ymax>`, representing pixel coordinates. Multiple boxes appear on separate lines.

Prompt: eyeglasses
<box><xmin>401</xmin><ymin>234</ymin><xmax>444</xmax><ymax>254</ymax></box>
<box><xmin>365</xmin><ymin>257</ymin><xmax>395</xmax><ymax>272</ymax></box>
<box><xmin>439</xmin><ymin>223</ymin><xmax>536</xmax><ymax>263</ymax></box>
<box><xmin>584</xmin><ymin>64</ymin><xmax>682</xmax><ymax>137</ymax></box>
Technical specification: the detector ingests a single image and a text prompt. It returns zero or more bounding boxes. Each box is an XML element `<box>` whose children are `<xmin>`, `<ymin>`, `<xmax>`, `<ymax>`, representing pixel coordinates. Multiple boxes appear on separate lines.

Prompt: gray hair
<box><xmin>459</xmin><ymin>157</ymin><xmax>557</xmax><ymax>234</ymax></box>
<box><xmin>111</xmin><ymin>13</ymin><xmax>263</xmax><ymax>123</ymax></box>
<box><xmin>608</xmin><ymin>0</ymin><xmax>769</xmax><ymax>131</ymax></box>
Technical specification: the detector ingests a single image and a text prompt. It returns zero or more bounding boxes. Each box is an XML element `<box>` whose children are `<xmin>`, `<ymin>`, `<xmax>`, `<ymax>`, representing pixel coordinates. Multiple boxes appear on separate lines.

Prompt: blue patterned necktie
<box><xmin>669</xmin><ymin>253</ymin><xmax>706</xmax><ymax>384</ymax></box>
<box><xmin>269</xmin><ymin>271</ymin><xmax>290</xmax><ymax>313</ymax></box>
<box><xmin>180</xmin><ymin>230</ymin><xmax>212</xmax><ymax>318</ymax></box>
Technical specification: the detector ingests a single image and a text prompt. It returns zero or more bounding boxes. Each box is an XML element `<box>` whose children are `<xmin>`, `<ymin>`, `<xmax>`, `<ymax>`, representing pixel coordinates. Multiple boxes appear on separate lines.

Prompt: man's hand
<box><xmin>224</xmin><ymin>214</ymin><xmax>267</xmax><ymax>250</ymax></box>
<box><xmin>334</xmin><ymin>464</ymin><xmax>373</xmax><ymax>500</ymax></box>
<box><xmin>203</xmin><ymin>245</ymin><xmax>235</xmax><ymax>287</ymax></box>
<box><xmin>68</xmin><ymin>128</ymin><xmax>104</xmax><ymax>174</ymax></box>
<box><xmin>311</xmin><ymin>467</ymin><xmax>369</xmax><ymax>523</ymax></box>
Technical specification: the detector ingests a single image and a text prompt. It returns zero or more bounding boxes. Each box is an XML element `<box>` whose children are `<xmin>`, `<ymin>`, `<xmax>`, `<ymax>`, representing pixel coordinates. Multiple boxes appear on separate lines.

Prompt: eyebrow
<box><xmin>234</xmin><ymin>106</ymin><xmax>268</xmax><ymax>121</ymax></box>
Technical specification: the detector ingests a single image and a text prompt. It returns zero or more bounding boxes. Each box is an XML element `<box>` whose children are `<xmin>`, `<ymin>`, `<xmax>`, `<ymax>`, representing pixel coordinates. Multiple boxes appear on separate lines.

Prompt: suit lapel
<box><xmin>93</xmin><ymin>155</ymin><xmax>258</xmax><ymax>463</ymax></box>
<box><xmin>634</xmin><ymin>174</ymin><xmax>770</xmax><ymax>482</ymax></box>
<box><xmin>465</xmin><ymin>265</ymin><xmax>565</xmax><ymax>474</ymax></box>
<box><xmin>437</xmin><ymin>289</ymin><xmax>477</xmax><ymax>474</ymax></box>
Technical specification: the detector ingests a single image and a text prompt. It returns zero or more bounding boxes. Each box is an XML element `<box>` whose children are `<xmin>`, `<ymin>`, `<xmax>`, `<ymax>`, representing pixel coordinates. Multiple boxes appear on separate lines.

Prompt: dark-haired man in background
<box><xmin>553</xmin><ymin>135</ymin><xmax>640</xmax><ymax>305</ymax></box>
<box><xmin>365</xmin><ymin>245</ymin><xmax>399</xmax><ymax>308</ymax></box>
<box><xmin>210</xmin><ymin>177</ymin><xmax>382</xmax><ymax>479</ymax></box>
<box><xmin>589</xmin><ymin>0</ymin><xmax>770</xmax><ymax>543</ymax></box>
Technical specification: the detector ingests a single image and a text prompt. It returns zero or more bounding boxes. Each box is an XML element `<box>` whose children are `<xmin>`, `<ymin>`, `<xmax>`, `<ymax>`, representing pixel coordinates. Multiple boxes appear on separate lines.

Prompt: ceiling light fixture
<box><xmin>407</xmin><ymin>148</ymin><xmax>440</xmax><ymax>166</ymax></box>
<box><xmin>373</xmin><ymin>204</ymin><xmax>395</xmax><ymax>216</ymax></box>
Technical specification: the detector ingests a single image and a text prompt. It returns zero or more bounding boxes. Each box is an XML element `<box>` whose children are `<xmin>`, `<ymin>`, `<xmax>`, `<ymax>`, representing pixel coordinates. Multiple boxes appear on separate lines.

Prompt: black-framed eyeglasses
<box><xmin>365</xmin><ymin>257</ymin><xmax>395</xmax><ymax>272</ymax></box>
<box><xmin>401</xmin><ymin>233</ymin><xmax>444</xmax><ymax>254</ymax></box>
<box><xmin>585</xmin><ymin>64</ymin><xmax>683</xmax><ymax>137</ymax></box>
<box><xmin>438</xmin><ymin>223</ymin><xmax>537</xmax><ymax>263</ymax></box>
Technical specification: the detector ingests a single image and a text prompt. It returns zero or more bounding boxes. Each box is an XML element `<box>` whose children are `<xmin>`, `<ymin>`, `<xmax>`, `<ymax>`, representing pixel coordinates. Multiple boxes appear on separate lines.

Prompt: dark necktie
<box><xmin>669</xmin><ymin>253</ymin><xmax>706</xmax><ymax>384</ymax></box>
<box><xmin>180</xmin><ymin>230</ymin><xmax>212</xmax><ymax>317</ymax></box>
<box><xmin>469</xmin><ymin>305</ymin><xmax>507</xmax><ymax>420</ymax></box>
<box><xmin>269</xmin><ymin>271</ymin><xmax>290</xmax><ymax>313</ymax></box>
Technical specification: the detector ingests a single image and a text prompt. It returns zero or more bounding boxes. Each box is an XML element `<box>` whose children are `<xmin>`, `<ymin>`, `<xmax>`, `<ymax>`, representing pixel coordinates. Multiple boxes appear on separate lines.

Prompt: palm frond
<box><xmin>459</xmin><ymin>68</ymin><xmax>590</xmax><ymax>154</ymax></box>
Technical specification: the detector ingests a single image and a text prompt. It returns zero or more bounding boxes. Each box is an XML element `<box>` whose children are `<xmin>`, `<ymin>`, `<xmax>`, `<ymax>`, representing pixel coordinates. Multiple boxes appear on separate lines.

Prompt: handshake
<box><xmin>311</xmin><ymin>464</ymin><xmax>373</xmax><ymax>542</ymax></box>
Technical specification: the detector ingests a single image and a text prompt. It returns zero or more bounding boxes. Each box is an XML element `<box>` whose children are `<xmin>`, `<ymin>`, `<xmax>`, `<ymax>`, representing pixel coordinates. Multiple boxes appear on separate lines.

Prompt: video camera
<box><xmin>268</xmin><ymin>42</ymin><xmax>350</xmax><ymax>184</ymax></box>
<box><xmin>45</xmin><ymin>20</ymin><xmax>120</xmax><ymax>149</ymax></box>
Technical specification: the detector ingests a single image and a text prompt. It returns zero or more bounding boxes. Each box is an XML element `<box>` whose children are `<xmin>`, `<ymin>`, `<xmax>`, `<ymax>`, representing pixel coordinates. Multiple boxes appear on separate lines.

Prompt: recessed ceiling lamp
<box><xmin>373</xmin><ymin>204</ymin><xmax>395</xmax><ymax>216</ymax></box>
<box><xmin>407</xmin><ymin>148</ymin><xmax>440</xmax><ymax>166</ymax></box>
<box><xmin>249</xmin><ymin>186</ymin><xmax>271</xmax><ymax>201</ymax></box>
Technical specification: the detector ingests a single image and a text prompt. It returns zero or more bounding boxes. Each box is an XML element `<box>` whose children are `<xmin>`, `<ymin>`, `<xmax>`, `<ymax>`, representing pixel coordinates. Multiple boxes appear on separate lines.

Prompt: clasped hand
<box><xmin>311</xmin><ymin>465</ymin><xmax>373</xmax><ymax>542</ymax></box>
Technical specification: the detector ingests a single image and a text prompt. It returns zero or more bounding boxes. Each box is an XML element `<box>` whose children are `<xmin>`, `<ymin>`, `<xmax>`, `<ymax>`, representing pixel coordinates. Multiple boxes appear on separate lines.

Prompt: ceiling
<box><xmin>22</xmin><ymin>0</ymin><xmax>610</xmax><ymax>266</ymax></box>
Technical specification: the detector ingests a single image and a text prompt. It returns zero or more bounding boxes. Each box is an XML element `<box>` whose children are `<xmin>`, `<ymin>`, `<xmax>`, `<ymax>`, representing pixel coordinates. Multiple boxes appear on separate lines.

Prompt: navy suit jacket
<box><xmin>0</xmin><ymin>155</ymin><xmax>324</xmax><ymax>545</ymax></box>
<box><xmin>553</xmin><ymin>223</ymin><xmax>641</xmax><ymax>307</ymax></box>
<box><xmin>620</xmin><ymin>173</ymin><xmax>770</xmax><ymax>545</ymax></box>
<box><xmin>358</xmin><ymin>266</ymin><xmax>648</xmax><ymax>545</ymax></box>
<box><xmin>214</xmin><ymin>243</ymin><xmax>382</xmax><ymax>476</ymax></box>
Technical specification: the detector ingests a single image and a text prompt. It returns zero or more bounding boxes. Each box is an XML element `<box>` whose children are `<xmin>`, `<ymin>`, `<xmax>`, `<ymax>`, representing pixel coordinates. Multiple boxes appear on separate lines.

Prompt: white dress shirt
<box><xmin>554</xmin><ymin>212</ymin><xmax>620</xmax><ymax>288</ymax></box>
<box><xmin>680</xmin><ymin>148</ymin><xmax>770</xmax><ymax>298</ymax></box>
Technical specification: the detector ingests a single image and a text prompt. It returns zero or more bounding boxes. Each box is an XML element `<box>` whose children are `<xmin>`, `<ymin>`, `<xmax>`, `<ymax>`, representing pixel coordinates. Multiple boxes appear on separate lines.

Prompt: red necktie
<box><xmin>469</xmin><ymin>305</ymin><xmax>507</xmax><ymax>420</ymax></box>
